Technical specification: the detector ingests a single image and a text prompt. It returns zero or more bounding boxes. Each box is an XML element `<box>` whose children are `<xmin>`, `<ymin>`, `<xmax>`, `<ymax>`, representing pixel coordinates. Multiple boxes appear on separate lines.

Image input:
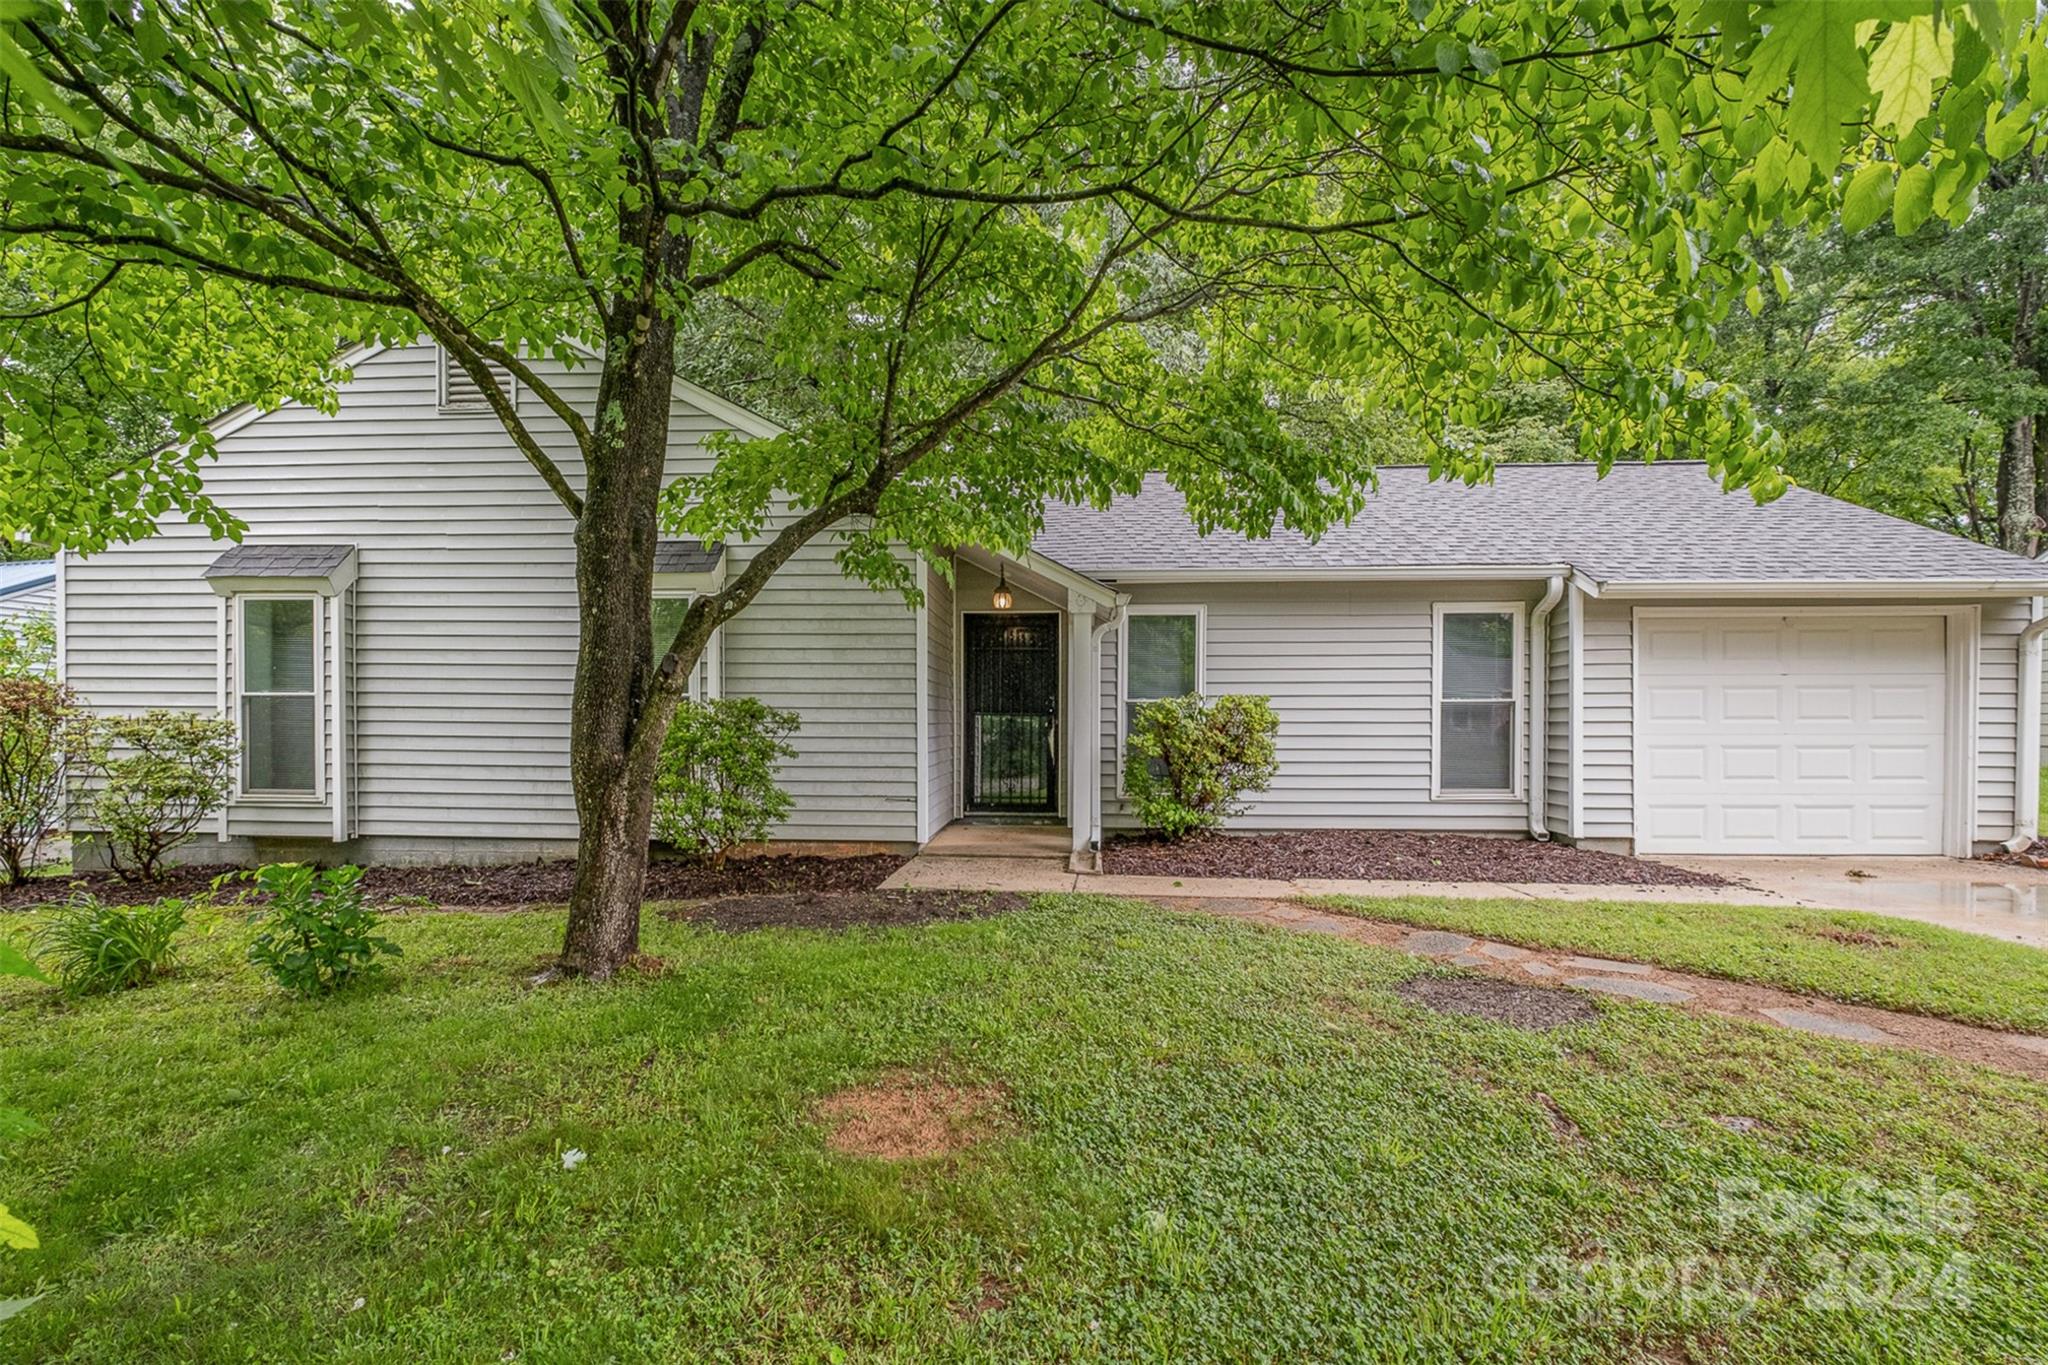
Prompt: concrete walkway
<box><xmin>1649</xmin><ymin>855</ymin><xmax>2048</xmax><ymax>949</ymax></box>
<box><xmin>1178</xmin><ymin>897</ymin><xmax>2048</xmax><ymax>1081</ymax></box>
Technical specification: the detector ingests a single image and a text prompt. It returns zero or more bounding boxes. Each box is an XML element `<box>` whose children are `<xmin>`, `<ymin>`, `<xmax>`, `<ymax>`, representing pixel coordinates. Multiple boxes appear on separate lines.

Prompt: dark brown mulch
<box><xmin>662</xmin><ymin>888</ymin><xmax>1026</xmax><ymax>932</ymax></box>
<box><xmin>1395</xmin><ymin>975</ymin><xmax>1599</xmax><ymax>1031</ymax></box>
<box><xmin>0</xmin><ymin>853</ymin><xmax>909</xmax><ymax>912</ymax></box>
<box><xmin>1101</xmin><ymin>830</ymin><xmax>1729</xmax><ymax>887</ymax></box>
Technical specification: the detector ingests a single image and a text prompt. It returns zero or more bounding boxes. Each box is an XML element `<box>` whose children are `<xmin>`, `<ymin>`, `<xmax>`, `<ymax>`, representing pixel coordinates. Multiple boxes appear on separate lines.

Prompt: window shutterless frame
<box><xmin>233</xmin><ymin>592</ymin><xmax>324</xmax><ymax>801</ymax></box>
<box><xmin>652</xmin><ymin>593</ymin><xmax>719</xmax><ymax>700</ymax></box>
<box><xmin>1117</xmin><ymin>604</ymin><xmax>1206</xmax><ymax>794</ymax></box>
<box><xmin>1430</xmin><ymin>600</ymin><xmax>1525</xmax><ymax>800</ymax></box>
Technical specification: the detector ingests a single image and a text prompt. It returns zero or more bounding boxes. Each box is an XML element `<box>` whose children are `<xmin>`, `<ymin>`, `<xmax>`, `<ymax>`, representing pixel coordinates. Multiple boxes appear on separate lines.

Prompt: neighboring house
<box><xmin>55</xmin><ymin>341</ymin><xmax>2048</xmax><ymax>870</ymax></box>
<box><xmin>0</xmin><ymin>559</ymin><xmax>55</xmax><ymax>629</ymax></box>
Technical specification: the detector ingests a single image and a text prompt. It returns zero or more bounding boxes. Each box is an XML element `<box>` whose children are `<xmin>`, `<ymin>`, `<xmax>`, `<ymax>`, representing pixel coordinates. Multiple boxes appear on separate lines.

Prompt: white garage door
<box><xmin>1637</xmin><ymin>614</ymin><xmax>1948</xmax><ymax>854</ymax></box>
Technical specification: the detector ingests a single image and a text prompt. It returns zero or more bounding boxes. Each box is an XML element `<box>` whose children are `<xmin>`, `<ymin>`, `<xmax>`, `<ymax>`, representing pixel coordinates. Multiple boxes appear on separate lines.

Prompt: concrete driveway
<box><xmin>1648</xmin><ymin>855</ymin><xmax>2048</xmax><ymax>949</ymax></box>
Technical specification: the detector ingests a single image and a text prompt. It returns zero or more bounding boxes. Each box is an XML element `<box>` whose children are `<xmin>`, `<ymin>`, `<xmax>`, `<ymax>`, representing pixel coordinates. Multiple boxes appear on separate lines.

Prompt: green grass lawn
<box><xmin>4</xmin><ymin>896</ymin><xmax>2047</xmax><ymax>1362</ymax></box>
<box><xmin>1309</xmin><ymin>894</ymin><xmax>2048</xmax><ymax>1034</ymax></box>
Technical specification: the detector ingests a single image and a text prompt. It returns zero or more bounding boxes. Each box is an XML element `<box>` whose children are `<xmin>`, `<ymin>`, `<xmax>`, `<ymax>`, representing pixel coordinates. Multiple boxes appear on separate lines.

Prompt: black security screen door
<box><xmin>965</xmin><ymin>613</ymin><xmax>1060</xmax><ymax>813</ymax></box>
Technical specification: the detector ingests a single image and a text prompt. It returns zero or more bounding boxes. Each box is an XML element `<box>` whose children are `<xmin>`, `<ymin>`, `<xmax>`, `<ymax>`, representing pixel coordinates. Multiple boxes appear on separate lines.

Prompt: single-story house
<box><xmin>0</xmin><ymin>559</ymin><xmax>55</xmax><ymax>629</ymax></box>
<box><xmin>54</xmin><ymin>341</ymin><xmax>2048</xmax><ymax>869</ymax></box>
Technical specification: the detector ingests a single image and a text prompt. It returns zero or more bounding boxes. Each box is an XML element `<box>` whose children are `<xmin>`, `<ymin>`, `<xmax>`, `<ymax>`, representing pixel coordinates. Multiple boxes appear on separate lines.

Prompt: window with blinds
<box><xmin>438</xmin><ymin>344</ymin><xmax>516</xmax><ymax>412</ymax></box>
<box><xmin>1436</xmin><ymin>607</ymin><xmax>1520</xmax><ymax>795</ymax></box>
<box><xmin>240</xmin><ymin>596</ymin><xmax>320</xmax><ymax>794</ymax></box>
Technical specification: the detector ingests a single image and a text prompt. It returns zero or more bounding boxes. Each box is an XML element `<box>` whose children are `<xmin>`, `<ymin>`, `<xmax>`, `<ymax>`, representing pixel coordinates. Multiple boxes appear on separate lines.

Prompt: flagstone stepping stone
<box><xmin>1520</xmin><ymin>960</ymin><xmax>1559</xmax><ymax>977</ymax></box>
<box><xmin>1478</xmin><ymin>942</ymin><xmax>1532</xmax><ymax>961</ymax></box>
<box><xmin>1760</xmin><ymin>1007</ymin><xmax>1897</xmax><ymax>1043</ymax></box>
<box><xmin>1447</xmin><ymin>952</ymin><xmax>1491</xmax><ymax>967</ymax></box>
<box><xmin>1565</xmin><ymin>975</ymin><xmax>1695</xmax><ymax>1004</ymax></box>
<box><xmin>1400</xmin><ymin>930</ymin><xmax>1476</xmax><ymax>956</ymax></box>
<box><xmin>1561</xmin><ymin>955</ymin><xmax>1652</xmax><ymax>976</ymax></box>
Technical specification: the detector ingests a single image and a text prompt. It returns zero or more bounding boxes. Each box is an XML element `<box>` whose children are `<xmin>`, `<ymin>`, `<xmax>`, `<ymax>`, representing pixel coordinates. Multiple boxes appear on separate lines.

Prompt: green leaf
<box><xmin>1785</xmin><ymin>14</ymin><xmax>1871</xmax><ymax>168</ymax></box>
<box><xmin>1867</xmin><ymin>15</ymin><xmax>1951</xmax><ymax>134</ymax></box>
<box><xmin>0</xmin><ymin>26</ymin><xmax>89</xmax><ymax>132</ymax></box>
<box><xmin>0</xmin><ymin>1206</ymin><xmax>36</xmax><ymax>1251</ymax></box>
<box><xmin>1984</xmin><ymin>101</ymin><xmax>2033</xmax><ymax>159</ymax></box>
<box><xmin>1893</xmin><ymin>161</ymin><xmax>1936</xmax><ymax>232</ymax></box>
<box><xmin>1433</xmin><ymin>38</ymin><xmax>1464</xmax><ymax>76</ymax></box>
<box><xmin>0</xmin><ymin>940</ymin><xmax>47</xmax><ymax>984</ymax></box>
<box><xmin>0</xmin><ymin>1296</ymin><xmax>41</xmax><ymax>1323</ymax></box>
<box><xmin>1841</xmin><ymin>162</ymin><xmax>1896</xmax><ymax>232</ymax></box>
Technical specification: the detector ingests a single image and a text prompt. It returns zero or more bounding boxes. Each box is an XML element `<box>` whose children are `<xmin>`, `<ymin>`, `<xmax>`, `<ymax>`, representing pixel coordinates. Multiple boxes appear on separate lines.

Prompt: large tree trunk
<box><xmin>1997</xmin><ymin>265</ymin><xmax>2042</xmax><ymax>553</ymax></box>
<box><xmin>557</xmin><ymin>321</ymin><xmax>684</xmax><ymax>977</ymax></box>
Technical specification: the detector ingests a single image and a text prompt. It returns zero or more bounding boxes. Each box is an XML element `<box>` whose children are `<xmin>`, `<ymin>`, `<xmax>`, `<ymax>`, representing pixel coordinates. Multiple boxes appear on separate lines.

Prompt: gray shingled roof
<box><xmin>1032</xmin><ymin>463</ymin><xmax>2048</xmax><ymax>585</ymax></box>
<box><xmin>204</xmin><ymin>543</ymin><xmax>355</xmax><ymax>578</ymax></box>
<box><xmin>655</xmin><ymin>539</ymin><xmax>723</xmax><ymax>574</ymax></box>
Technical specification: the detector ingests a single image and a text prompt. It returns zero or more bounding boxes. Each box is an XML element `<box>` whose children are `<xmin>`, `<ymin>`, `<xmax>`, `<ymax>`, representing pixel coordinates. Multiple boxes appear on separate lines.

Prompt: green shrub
<box><xmin>653</xmin><ymin>697</ymin><xmax>800</xmax><ymax>864</ymax></box>
<box><xmin>0</xmin><ymin>614</ymin><xmax>54</xmax><ymax>681</ymax></box>
<box><xmin>84</xmin><ymin>709</ymin><xmax>237</xmax><ymax>881</ymax></box>
<box><xmin>30</xmin><ymin>891</ymin><xmax>187</xmax><ymax>996</ymax></box>
<box><xmin>0</xmin><ymin>938</ymin><xmax>50</xmax><ymax>1276</ymax></box>
<box><xmin>244</xmin><ymin>863</ymin><xmax>399</xmax><ymax>996</ymax></box>
<box><xmin>1125</xmin><ymin>693</ymin><xmax>1279</xmax><ymax>838</ymax></box>
<box><xmin>0</xmin><ymin>678</ymin><xmax>89</xmax><ymax>884</ymax></box>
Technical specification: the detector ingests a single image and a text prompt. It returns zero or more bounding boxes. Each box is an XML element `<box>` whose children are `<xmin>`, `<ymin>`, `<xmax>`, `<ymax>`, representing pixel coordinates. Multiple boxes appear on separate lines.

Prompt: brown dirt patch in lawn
<box><xmin>813</xmin><ymin>1071</ymin><xmax>1007</xmax><ymax>1159</ymax></box>
<box><xmin>663</xmin><ymin>887</ymin><xmax>1025</xmax><ymax>932</ymax></box>
<box><xmin>1102</xmin><ymin>829</ymin><xmax>1728</xmax><ymax>886</ymax></box>
<box><xmin>1395</xmin><ymin>974</ymin><xmax>1600</xmax><ymax>1030</ymax></box>
<box><xmin>1798</xmin><ymin>924</ymin><xmax>1907</xmax><ymax>949</ymax></box>
<box><xmin>0</xmin><ymin>852</ymin><xmax>908</xmax><ymax>911</ymax></box>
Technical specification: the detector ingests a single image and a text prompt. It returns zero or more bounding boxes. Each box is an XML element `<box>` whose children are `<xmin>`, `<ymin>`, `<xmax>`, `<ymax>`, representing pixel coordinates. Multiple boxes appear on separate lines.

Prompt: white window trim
<box><xmin>1116</xmin><ymin>604</ymin><xmax>1206</xmax><ymax>795</ymax></box>
<box><xmin>1430</xmin><ymin>600</ymin><xmax>1526</xmax><ymax>801</ymax></box>
<box><xmin>436</xmin><ymin>342</ymin><xmax>518</xmax><ymax>413</ymax></box>
<box><xmin>653</xmin><ymin>592</ymin><xmax>720</xmax><ymax>700</ymax></box>
<box><xmin>232</xmin><ymin>592</ymin><xmax>326</xmax><ymax>804</ymax></box>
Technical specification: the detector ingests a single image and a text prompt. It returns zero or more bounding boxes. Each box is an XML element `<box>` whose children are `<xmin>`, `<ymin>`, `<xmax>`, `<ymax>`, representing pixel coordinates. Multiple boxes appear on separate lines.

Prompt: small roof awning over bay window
<box><xmin>203</xmin><ymin>543</ymin><xmax>358</xmax><ymax>596</ymax></box>
<box><xmin>654</xmin><ymin>538</ymin><xmax>725</xmax><ymax>592</ymax></box>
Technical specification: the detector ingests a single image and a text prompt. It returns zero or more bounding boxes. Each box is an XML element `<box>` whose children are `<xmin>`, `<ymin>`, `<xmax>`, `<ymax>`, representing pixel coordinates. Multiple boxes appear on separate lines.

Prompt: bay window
<box><xmin>1434</xmin><ymin>604</ymin><xmax>1522</xmax><ymax>796</ymax></box>
<box><xmin>1120</xmin><ymin>606</ymin><xmax>1203</xmax><ymax>787</ymax></box>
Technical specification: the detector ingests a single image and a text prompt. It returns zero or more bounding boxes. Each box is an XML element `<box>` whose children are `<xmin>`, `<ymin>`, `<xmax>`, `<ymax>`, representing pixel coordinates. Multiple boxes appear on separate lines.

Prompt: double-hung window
<box><xmin>239</xmin><ymin>596</ymin><xmax>321</xmax><ymax>795</ymax></box>
<box><xmin>1434</xmin><ymin>604</ymin><xmax>1522</xmax><ymax>796</ymax></box>
<box><xmin>652</xmin><ymin>594</ymin><xmax>714</xmax><ymax>699</ymax></box>
<box><xmin>1120</xmin><ymin>607</ymin><xmax>1203</xmax><ymax>787</ymax></box>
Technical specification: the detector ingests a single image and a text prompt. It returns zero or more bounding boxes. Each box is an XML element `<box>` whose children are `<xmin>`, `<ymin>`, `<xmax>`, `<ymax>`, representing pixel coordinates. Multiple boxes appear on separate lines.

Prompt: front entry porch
<box><xmin>920</xmin><ymin>820</ymin><xmax>1073</xmax><ymax>860</ymax></box>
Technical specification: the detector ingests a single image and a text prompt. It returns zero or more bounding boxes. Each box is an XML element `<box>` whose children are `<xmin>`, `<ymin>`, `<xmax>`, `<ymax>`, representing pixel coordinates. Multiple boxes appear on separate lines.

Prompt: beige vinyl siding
<box><xmin>1545</xmin><ymin>591</ymin><xmax>1572</xmax><ymax>836</ymax></box>
<box><xmin>925</xmin><ymin>562</ymin><xmax>957</xmax><ymax>830</ymax></box>
<box><xmin>62</xmin><ymin>342</ymin><xmax>919</xmax><ymax>853</ymax></box>
<box><xmin>1977</xmin><ymin>597</ymin><xmax>2028</xmax><ymax>842</ymax></box>
<box><xmin>1578</xmin><ymin>595</ymin><xmax>1635</xmax><ymax>843</ymax></box>
<box><xmin>1098</xmin><ymin>580</ymin><xmax>1541</xmax><ymax>832</ymax></box>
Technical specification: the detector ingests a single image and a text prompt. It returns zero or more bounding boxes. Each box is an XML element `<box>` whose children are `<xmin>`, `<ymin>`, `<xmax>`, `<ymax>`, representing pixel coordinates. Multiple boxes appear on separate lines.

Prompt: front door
<box><xmin>965</xmin><ymin>612</ymin><xmax>1060</xmax><ymax>813</ymax></box>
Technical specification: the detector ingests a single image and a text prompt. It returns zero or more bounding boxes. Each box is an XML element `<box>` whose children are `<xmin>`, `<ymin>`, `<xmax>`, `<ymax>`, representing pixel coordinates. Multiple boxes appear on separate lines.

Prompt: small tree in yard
<box><xmin>85</xmin><ymin>711</ymin><xmax>237</xmax><ymax>882</ymax></box>
<box><xmin>0</xmin><ymin>616</ymin><xmax>55</xmax><ymax>680</ymax></box>
<box><xmin>3</xmin><ymin>2</ymin><xmax>2038</xmax><ymax>973</ymax></box>
<box><xmin>1126</xmin><ymin>694</ymin><xmax>1279</xmax><ymax>839</ymax></box>
<box><xmin>0</xmin><ymin>678</ymin><xmax>88</xmax><ymax>885</ymax></box>
<box><xmin>653</xmin><ymin>698</ymin><xmax>799</xmax><ymax>866</ymax></box>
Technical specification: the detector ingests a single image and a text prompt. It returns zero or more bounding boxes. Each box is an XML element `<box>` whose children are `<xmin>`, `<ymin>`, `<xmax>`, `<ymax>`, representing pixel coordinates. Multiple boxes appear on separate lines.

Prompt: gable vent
<box><xmin>438</xmin><ymin>344</ymin><xmax>516</xmax><ymax>412</ymax></box>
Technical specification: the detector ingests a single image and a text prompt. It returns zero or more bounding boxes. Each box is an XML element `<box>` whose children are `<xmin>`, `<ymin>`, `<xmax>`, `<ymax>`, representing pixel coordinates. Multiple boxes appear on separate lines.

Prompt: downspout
<box><xmin>1528</xmin><ymin>574</ymin><xmax>1566</xmax><ymax>841</ymax></box>
<box><xmin>1087</xmin><ymin>598</ymin><xmax>1129</xmax><ymax>866</ymax></box>
<box><xmin>2005</xmin><ymin>597</ymin><xmax>2048</xmax><ymax>852</ymax></box>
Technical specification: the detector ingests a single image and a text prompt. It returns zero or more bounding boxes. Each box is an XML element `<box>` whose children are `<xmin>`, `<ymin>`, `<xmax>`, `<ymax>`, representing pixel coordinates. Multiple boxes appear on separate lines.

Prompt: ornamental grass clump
<box><xmin>1125</xmin><ymin>694</ymin><xmax>1279</xmax><ymax>838</ymax></box>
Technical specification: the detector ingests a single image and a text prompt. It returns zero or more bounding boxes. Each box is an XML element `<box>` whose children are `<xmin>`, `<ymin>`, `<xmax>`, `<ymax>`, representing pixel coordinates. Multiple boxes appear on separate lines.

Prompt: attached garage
<box><xmin>1634</xmin><ymin>611</ymin><xmax>1961</xmax><ymax>855</ymax></box>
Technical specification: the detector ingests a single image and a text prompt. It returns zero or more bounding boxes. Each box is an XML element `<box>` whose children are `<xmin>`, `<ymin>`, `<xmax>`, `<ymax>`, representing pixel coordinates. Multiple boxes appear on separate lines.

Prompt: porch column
<box><xmin>1066</xmin><ymin>589</ymin><xmax>1097</xmax><ymax>870</ymax></box>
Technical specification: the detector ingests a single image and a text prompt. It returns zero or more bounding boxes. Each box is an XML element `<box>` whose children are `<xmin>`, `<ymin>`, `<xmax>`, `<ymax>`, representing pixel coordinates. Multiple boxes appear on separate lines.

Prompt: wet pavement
<box><xmin>1647</xmin><ymin>856</ymin><xmax>2048</xmax><ymax>949</ymax></box>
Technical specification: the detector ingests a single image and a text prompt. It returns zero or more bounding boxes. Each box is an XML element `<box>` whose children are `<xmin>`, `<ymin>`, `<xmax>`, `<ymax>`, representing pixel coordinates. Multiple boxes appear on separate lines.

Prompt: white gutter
<box><xmin>1607</xmin><ymin>578</ymin><xmax>2048</xmax><ymax>600</ymax></box>
<box><xmin>1527</xmin><ymin>574</ymin><xmax>1565</xmax><ymax>841</ymax></box>
<box><xmin>2007</xmin><ymin>596</ymin><xmax>2048</xmax><ymax>852</ymax></box>
<box><xmin>1087</xmin><ymin>598</ymin><xmax>1129</xmax><ymax>864</ymax></box>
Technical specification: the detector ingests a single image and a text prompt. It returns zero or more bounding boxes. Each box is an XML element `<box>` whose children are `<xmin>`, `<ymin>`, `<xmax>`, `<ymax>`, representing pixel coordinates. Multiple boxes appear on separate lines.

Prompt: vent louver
<box><xmin>439</xmin><ymin>346</ymin><xmax>516</xmax><ymax>411</ymax></box>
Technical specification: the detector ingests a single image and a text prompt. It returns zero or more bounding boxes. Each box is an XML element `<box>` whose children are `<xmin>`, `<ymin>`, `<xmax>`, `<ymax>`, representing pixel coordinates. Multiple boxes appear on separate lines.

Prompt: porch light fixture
<box><xmin>992</xmin><ymin>565</ymin><xmax>1013</xmax><ymax>611</ymax></box>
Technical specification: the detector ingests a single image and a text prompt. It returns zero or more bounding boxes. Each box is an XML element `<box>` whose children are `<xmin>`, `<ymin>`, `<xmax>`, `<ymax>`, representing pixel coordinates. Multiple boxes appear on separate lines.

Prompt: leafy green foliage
<box><xmin>243</xmin><ymin>864</ymin><xmax>399</xmax><ymax>997</ymax></box>
<box><xmin>29</xmin><ymin>891</ymin><xmax>185</xmax><ymax>996</ymax></box>
<box><xmin>0</xmin><ymin>678</ymin><xmax>86</xmax><ymax>884</ymax></box>
<box><xmin>1126</xmin><ymin>694</ymin><xmax>1279</xmax><ymax>838</ymax></box>
<box><xmin>0</xmin><ymin>616</ymin><xmax>53</xmax><ymax>681</ymax></box>
<box><xmin>0</xmin><ymin>930</ymin><xmax>43</xmax><ymax>1281</ymax></box>
<box><xmin>82</xmin><ymin>710</ymin><xmax>237</xmax><ymax>882</ymax></box>
<box><xmin>652</xmin><ymin>698</ymin><xmax>799</xmax><ymax>864</ymax></box>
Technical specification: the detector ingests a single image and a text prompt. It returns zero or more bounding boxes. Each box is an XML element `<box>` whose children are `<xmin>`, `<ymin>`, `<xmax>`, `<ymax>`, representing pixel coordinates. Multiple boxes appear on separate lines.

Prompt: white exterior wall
<box><xmin>1576</xmin><ymin>594</ymin><xmax>2028</xmax><ymax>851</ymax></box>
<box><xmin>924</xmin><ymin>561</ymin><xmax>958</xmax><ymax>831</ymax></box>
<box><xmin>0</xmin><ymin>580</ymin><xmax>54</xmax><ymax>626</ymax></box>
<box><xmin>61</xmin><ymin>342</ymin><xmax>919</xmax><ymax>858</ymax></box>
<box><xmin>1097</xmin><ymin>580</ymin><xmax>1544</xmax><ymax>833</ymax></box>
<box><xmin>1545</xmin><ymin>592</ymin><xmax>1572</xmax><ymax>837</ymax></box>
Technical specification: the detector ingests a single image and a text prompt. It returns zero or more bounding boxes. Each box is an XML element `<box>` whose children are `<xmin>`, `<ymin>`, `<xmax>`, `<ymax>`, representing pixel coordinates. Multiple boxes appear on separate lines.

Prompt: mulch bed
<box><xmin>662</xmin><ymin>888</ymin><xmax>1025</xmax><ymax>932</ymax></box>
<box><xmin>0</xmin><ymin>853</ymin><xmax>909</xmax><ymax>912</ymax></box>
<box><xmin>1395</xmin><ymin>975</ymin><xmax>1599</xmax><ymax>1031</ymax></box>
<box><xmin>1101</xmin><ymin>830</ymin><xmax>1729</xmax><ymax>887</ymax></box>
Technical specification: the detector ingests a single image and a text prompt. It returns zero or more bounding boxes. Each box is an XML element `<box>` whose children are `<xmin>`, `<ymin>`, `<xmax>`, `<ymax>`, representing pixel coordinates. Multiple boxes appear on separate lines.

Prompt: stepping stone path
<box><xmin>1400</xmin><ymin>930</ymin><xmax>1477</xmax><ymax>955</ymax></box>
<box><xmin>1565</xmin><ymin>975</ymin><xmax>1696</xmax><ymax>1004</ymax></box>
<box><xmin>1479</xmin><ymin>943</ymin><xmax>1532</xmax><ymax>962</ymax></box>
<box><xmin>1760</xmin><ymin>1007</ymin><xmax>1897</xmax><ymax>1044</ymax></box>
<box><xmin>1561</xmin><ymin>955</ymin><xmax>1653</xmax><ymax>976</ymax></box>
